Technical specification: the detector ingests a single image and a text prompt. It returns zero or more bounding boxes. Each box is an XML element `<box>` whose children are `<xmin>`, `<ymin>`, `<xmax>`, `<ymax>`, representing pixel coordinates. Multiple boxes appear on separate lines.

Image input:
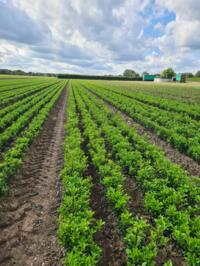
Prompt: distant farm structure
<box><xmin>143</xmin><ymin>74</ymin><xmax>186</xmax><ymax>83</ymax></box>
<box><xmin>142</xmin><ymin>74</ymin><xmax>157</xmax><ymax>81</ymax></box>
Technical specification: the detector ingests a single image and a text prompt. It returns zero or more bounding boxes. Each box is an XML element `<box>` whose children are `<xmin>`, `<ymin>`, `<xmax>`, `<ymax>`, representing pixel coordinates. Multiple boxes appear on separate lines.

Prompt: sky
<box><xmin>0</xmin><ymin>0</ymin><xmax>200</xmax><ymax>74</ymax></box>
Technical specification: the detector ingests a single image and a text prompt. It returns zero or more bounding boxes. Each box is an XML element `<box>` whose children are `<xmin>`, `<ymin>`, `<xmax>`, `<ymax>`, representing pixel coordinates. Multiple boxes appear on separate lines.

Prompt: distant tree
<box><xmin>0</xmin><ymin>68</ymin><xmax>55</xmax><ymax>77</ymax></box>
<box><xmin>195</xmin><ymin>70</ymin><xmax>200</xmax><ymax>77</ymax></box>
<box><xmin>15</xmin><ymin>70</ymin><xmax>26</xmax><ymax>75</ymax></box>
<box><xmin>142</xmin><ymin>71</ymin><xmax>149</xmax><ymax>76</ymax></box>
<box><xmin>0</xmin><ymin>69</ymin><xmax>11</xmax><ymax>74</ymax></box>
<box><xmin>161</xmin><ymin>68</ymin><xmax>175</xmax><ymax>79</ymax></box>
<box><xmin>184</xmin><ymin>73</ymin><xmax>194</xmax><ymax>78</ymax></box>
<box><xmin>123</xmin><ymin>69</ymin><xmax>140</xmax><ymax>78</ymax></box>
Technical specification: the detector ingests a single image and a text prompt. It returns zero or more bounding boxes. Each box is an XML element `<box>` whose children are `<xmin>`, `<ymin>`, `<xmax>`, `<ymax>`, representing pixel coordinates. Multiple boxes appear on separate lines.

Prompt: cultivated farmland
<box><xmin>0</xmin><ymin>78</ymin><xmax>199</xmax><ymax>266</ymax></box>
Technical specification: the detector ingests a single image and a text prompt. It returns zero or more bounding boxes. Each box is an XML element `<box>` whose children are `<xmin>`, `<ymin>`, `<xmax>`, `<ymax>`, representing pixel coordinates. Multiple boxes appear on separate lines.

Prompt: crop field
<box><xmin>0</xmin><ymin>78</ymin><xmax>199</xmax><ymax>266</ymax></box>
<box><xmin>0</xmin><ymin>78</ymin><xmax>66</xmax><ymax>193</ymax></box>
<box><xmin>188</xmin><ymin>77</ymin><xmax>200</xmax><ymax>83</ymax></box>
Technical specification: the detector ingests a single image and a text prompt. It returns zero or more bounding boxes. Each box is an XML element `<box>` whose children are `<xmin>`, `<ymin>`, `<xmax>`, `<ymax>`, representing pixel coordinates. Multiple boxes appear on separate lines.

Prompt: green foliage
<box><xmin>76</xmin><ymin>79</ymin><xmax>200</xmax><ymax>263</ymax></box>
<box><xmin>161</xmin><ymin>68</ymin><xmax>176</xmax><ymax>78</ymax></box>
<box><xmin>123</xmin><ymin>69</ymin><xmax>140</xmax><ymax>78</ymax></box>
<box><xmin>73</xmin><ymin>83</ymin><xmax>159</xmax><ymax>265</ymax></box>
<box><xmin>58</xmin><ymin>87</ymin><xmax>102</xmax><ymax>265</ymax></box>
<box><xmin>0</xmin><ymin>80</ymin><xmax>66</xmax><ymax>194</ymax></box>
<box><xmin>3</xmin><ymin>78</ymin><xmax>197</xmax><ymax>265</ymax></box>
<box><xmin>195</xmin><ymin>70</ymin><xmax>200</xmax><ymax>77</ymax></box>
<box><xmin>85</xmin><ymin>81</ymin><xmax>200</xmax><ymax>162</ymax></box>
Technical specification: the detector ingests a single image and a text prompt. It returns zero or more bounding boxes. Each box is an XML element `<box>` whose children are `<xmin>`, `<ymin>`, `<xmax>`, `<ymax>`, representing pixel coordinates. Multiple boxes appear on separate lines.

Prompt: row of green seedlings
<box><xmin>0</xmin><ymin>82</ymin><xmax>60</xmax><ymax>132</ymax></box>
<box><xmin>82</xmin><ymin>81</ymin><xmax>200</xmax><ymax>163</ymax></box>
<box><xmin>99</xmin><ymin>81</ymin><xmax>200</xmax><ymax>120</ymax></box>
<box><xmin>76</xmin><ymin>83</ymin><xmax>200</xmax><ymax>265</ymax></box>
<box><xmin>0</xmin><ymin>81</ymin><xmax>55</xmax><ymax>118</ymax></box>
<box><xmin>0</xmin><ymin>76</ymin><xmax>46</xmax><ymax>87</ymax></box>
<box><xmin>0</xmin><ymin>79</ymin><xmax>55</xmax><ymax>118</ymax></box>
<box><xmin>0</xmin><ymin>80</ymin><xmax>66</xmax><ymax>194</ymax></box>
<box><xmin>0</xmin><ymin>79</ymin><xmax>58</xmax><ymax>108</ymax></box>
<box><xmin>115</xmin><ymin>82</ymin><xmax>199</xmax><ymax>103</ymax></box>
<box><xmin>0</xmin><ymin>82</ymin><xmax>63</xmax><ymax>151</ymax></box>
<box><xmin>84</xmin><ymin>81</ymin><xmax>200</xmax><ymax>138</ymax></box>
<box><xmin>0</xmin><ymin>78</ymin><xmax>48</xmax><ymax>93</ymax></box>
<box><xmin>85</xmin><ymin>81</ymin><xmax>200</xmax><ymax>142</ymax></box>
<box><xmin>58</xmin><ymin>85</ymin><xmax>102</xmax><ymax>265</ymax></box>
<box><xmin>98</xmin><ymin>82</ymin><xmax>200</xmax><ymax>136</ymax></box>
<box><xmin>0</xmin><ymin>79</ymin><xmax>51</xmax><ymax>99</ymax></box>
<box><xmin>0</xmin><ymin>79</ymin><xmax>31</xmax><ymax>89</ymax></box>
<box><xmin>73</xmin><ymin>84</ymin><xmax>174</xmax><ymax>266</ymax></box>
<box><xmin>88</xmin><ymin>81</ymin><xmax>200</xmax><ymax>161</ymax></box>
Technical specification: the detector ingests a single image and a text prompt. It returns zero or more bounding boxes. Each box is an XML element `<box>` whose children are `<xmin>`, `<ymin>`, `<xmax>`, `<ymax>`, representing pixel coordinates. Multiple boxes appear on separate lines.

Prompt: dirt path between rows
<box><xmin>0</xmin><ymin>87</ymin><xmax>67</xmax><ymax>265</ymax></box>
<box><xmin>86</xmin><ymin>87</ymin><xmax>200</xmax><ymax>177</ymax></box>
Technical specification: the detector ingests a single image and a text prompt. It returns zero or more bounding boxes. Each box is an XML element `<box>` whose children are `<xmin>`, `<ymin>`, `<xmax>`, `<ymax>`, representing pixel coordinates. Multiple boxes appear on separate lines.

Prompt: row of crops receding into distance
<box><xmin>0</xmin><ymin>76</ymin><xmax>199</xmax><ymax>266</ymax></box>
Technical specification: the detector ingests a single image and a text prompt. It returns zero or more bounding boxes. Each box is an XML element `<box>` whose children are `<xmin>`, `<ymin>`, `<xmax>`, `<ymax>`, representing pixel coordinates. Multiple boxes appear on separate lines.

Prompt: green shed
<box><xmin>176</xmin><ymin>74</ymin><xmax>186</xmax><ymax>83</ymax></box>
<box><xmin>143</xmin><ymin>74</ymin><xmax>157</xmax><ymax>81</ymax></box>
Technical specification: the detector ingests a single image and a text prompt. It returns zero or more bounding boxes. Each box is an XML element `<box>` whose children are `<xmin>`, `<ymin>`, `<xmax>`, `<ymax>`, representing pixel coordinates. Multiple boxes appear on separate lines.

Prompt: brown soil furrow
<box><xmin>0</xmin><ymin>86</ymin><xmax>67</xmax><ymax>266</ymax></box>
<box><xmin>86</xmin><ymin>87</ymin><xmax>200</xmax><ymax>177</ymax></box>
<box><xmin>89</xmin><ymin>164</ymin><xmax>127</xmax><ymax>266</ymax></box>
<box><xmin>123</xmin><ymin>175</ymin><xmax>147</xmax><ymax>217</ymax></box>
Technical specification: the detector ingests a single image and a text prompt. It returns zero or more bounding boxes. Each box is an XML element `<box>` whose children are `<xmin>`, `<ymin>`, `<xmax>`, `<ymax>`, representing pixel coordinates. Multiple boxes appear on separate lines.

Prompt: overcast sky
<box><xmin>0</xmin><ymin>0</ymin><xmax>200</xmax><ymax>74</ymax></box>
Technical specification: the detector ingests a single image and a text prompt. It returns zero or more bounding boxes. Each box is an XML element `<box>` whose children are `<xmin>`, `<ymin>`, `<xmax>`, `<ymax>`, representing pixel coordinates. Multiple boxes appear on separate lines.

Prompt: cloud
<box><xmin>0</xmin><ymin>0</ymin><xmax>200</xmax><ymax>74</ymax></box>
<box><xmin>154</xmin><ymin>22</ymin><xmax>163</xmax><ymax>30</ymax></box>
<box><xmin>155</xmin><ymin>0</ymin><xmax>200</xmax><ymax>50</ymax></box>
<box><xmin>0</xmin><ymin>1</ymin><xmax>51</xmax><ymax>44</ymax></box>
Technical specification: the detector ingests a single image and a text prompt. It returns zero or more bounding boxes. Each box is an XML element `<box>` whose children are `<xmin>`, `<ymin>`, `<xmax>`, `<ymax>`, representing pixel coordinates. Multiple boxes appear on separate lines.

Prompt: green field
<box><xmin>0</xmin><ymin>74</ymin><xmax>30</xmax><ymax>79</ymax></box>
<box><xmin>188</xmin><ymin>77</ymin><xmax>200</xmax><ymax>82</ymax></box>
<box><xmin>0</xmin><ymin>78</ymin><xmax>200</xmax><ymax>265</ymax></box>
<box><xmin>0</xmin><ymin>77</ymin><xmax>66</xmax><ymax>192</ymax></box>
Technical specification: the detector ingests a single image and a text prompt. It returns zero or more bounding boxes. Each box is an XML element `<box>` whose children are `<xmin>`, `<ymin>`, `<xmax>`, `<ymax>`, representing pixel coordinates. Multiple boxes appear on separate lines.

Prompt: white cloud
<box><xmin>156</xmin><ymin>0</ymin><xmax>200</xmax><ymax>20</ymax></box>
<box><xmin>0</xmin><ymin>1</ymin><xmax>51</xmax><ymax>44</ymax></box>
<box><xmin>155</xmin><ymin>0</ymin><xmax>200</xmax><ymax>50</ymax></box>
<box><xmin>0</xmin><ymin>0</ymin><xmax>200</xmax><ymax>74</ymax></box>
<box><xmin>154</xmin><ymin>22</ymin><xmax>163</xmax><ymax>30</ymax></box>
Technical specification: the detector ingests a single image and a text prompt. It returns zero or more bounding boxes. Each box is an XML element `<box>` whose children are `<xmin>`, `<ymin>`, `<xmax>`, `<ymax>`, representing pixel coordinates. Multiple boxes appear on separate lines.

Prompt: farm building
<box><xmin>176</xmin><ymin>73</ymin><xmax>186</xmax><ymax>82</ymax></box>
<box><xmin>143</xmin><ymin>74</ymin><xmax>157</xmax><ymax>81</ymax></box>
<box><xmin>143</xmin><ymin>73</ymin><xmax>186</xmax><ymax>82</ymax></box>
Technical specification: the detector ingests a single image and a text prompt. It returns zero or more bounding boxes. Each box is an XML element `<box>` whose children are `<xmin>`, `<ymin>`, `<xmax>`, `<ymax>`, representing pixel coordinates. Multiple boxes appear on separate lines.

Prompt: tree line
<box><xmin>1</xmin><ymin>68</ymin><xmax>200</xmax><ymax>79</ymax></box>
<box><xmin>0</xmin><ymin>69</ymin><xmax>56</xmax><ymax>77</ymax></box>
<box><xmin>123</xmin><ymin>68</ymin><xmax>200</xmax><ymax>78</ymax></box>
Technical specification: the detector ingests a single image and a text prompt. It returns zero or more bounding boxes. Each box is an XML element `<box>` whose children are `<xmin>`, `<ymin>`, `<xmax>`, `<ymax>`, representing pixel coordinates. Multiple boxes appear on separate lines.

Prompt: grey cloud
<box><xmin>30</xmin><ymin>42</ymin><xmax>112</xmax><ymax>71</ymax></box>
<box><xmin>54</xmin><ymin>0</ymin><xmax>148</xmax><ymax>62</ymax></box>
<box><xmin>31</xmin><ymin>41</ymin><xmax>93</xmax><ymax>62</ymax></box>
<box><xmin>155</xmin><ymin>0</ymin><xmax>200</xmax><ymax>51</ymax></box>
<box><xmin>0</xmin><ymin>1</ymin><xmax>51</xmax><ymax>44</ymax></box>
<box><xmin>2</xmin><ymin>0</ymin><xmax>149</xmax><ymax>69</ymax></box>
<box><xmin>2</xmin><ymin>0</ymin><xmax>200</xmax><ymax>74</ymax></box>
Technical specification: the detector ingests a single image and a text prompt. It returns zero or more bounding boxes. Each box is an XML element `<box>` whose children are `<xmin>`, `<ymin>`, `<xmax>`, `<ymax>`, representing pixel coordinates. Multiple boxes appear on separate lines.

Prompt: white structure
<box><xmin>154</xmin><ymin>78</ymin><xmax>173</xmax><ymax>83</ymax></box>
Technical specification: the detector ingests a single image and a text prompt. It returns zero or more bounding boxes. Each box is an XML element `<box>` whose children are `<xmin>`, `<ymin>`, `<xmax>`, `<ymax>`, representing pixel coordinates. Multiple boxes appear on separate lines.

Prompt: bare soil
<box><xmin>0</xmin><ymin>87</ymin><xmax>67</xmax><ymax>265</ymax></box>
<box><xmin>89</xmin><ymin>165</ymin><xmax>127</xmax><ymax>266</ymax></box>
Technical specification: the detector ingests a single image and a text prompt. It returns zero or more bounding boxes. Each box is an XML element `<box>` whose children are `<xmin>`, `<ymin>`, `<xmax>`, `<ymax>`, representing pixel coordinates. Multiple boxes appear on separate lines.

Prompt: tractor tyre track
<box><xmin>0</xmin><ymin>86</ymin><xmax>67</xmax><ymax>266</ymax></box>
